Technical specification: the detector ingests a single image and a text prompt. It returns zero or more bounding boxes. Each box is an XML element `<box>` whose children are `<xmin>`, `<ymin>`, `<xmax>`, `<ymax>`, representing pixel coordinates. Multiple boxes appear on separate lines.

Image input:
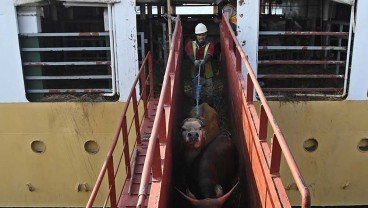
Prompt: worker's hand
<box><xmin>194</xmin><ymin>60</ymin><xmax>201</xmax><ymax>67</ymax></box>
<box><xmin>199</xmin><ymin>59</ymin><xmax>205</xmax><ymax>66</ymax></box>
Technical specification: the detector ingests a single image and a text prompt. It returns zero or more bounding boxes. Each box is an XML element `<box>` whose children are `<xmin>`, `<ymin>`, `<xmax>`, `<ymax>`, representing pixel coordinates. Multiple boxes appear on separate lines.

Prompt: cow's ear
<box><xmin>179</xmin><ymin>118</ymin><xmax>188</xmax><ymax>130</ymax></box>
<box><xmin>195</xmin><ymin>117</ymin><xmax>205</xmax><ymax>127</ymax></box>
<box><xmin>181</xmin><ymin>118</ymin><xmax>190</xmax><ymax>126</ymax></box>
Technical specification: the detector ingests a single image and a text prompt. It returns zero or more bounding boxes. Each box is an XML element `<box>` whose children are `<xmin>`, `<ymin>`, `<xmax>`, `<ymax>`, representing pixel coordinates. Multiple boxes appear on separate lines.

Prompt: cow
<box><xmin>180</xmin><ymin>103</ymin><xmax>220</xmax><ymax>166</ymax></box>
<box><xmin>188</xmin><ymin>102</ymin><xmax>221</xmax><ymax>148</ymax></box>
<box><xmin>177</xmin><ymin>132</ymin><xmax>239</xmax><ymax>208</ymax></box>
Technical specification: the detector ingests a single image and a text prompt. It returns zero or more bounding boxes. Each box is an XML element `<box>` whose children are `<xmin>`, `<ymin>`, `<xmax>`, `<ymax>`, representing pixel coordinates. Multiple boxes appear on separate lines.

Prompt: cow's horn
<box><xmin>186</xmin><ymin>188</ymin><xmax>197</xmax><ymax>199</ymax></box>
<box><xmin>216</xmin><ymin>179</ymin><xmax>240</xmax><ymax>205</ymax></box>
<box><xmin>175</xmin><ymin>187</ymin><xmax>199</xmax><ymax>206</ymax></box>
<box><xmin>214</xmin><ymin>185</ymin><xmax>224</xmax><ymax>198</ymax></box>
<box><xmin>176</xmin><ymin>180</ymin><xmax>239</xmax><ymax>208</ymax></box>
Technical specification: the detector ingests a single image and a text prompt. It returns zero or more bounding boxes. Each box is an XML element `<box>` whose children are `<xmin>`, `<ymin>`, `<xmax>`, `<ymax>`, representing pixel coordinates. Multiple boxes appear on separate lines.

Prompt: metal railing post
<box><xmin>132</xmin><ymin>90</ymin><xmax>142</xmax><ymax>145</ymax></box>
<box><xmin>121</xmin><ymin>116</ymin><xmax>131</xmax><ymax>178</ymax></box>
<box><xmin>152</xmin><ymin>138</ymin><xmax>163</xmax><ymax>179</ymax></box>
<box><xmin>107</xmin><ymin>157</ymin><xmax>117</xmax><ymax>208</ymax></box>
<box><xmin>246</xmin><ymin>74</ymin><xmax>254</xmax><ymax>104</ymax></box>
<box><xmin>139</xmin><ymin>65</ymin><xmax>148</xmax><ymax>119</ymax></box>
<box><xmin>236</xmin><ymin>49</ymin><xmax>241</xmax><ymax>72</ymax></box>
<box><xmin>148</xmin><ymin>52</ymin><xmax>154</xmax><ymax>99</ymax></box>
<box><xmin>258</xmin><ymin>105</ymin><xmax>268</xmax><ymax>142</ymax></box>
<box><xmin>270</xmin><ymin>134</ymin><xmax>282</xmax><ymax>176</ymax></box>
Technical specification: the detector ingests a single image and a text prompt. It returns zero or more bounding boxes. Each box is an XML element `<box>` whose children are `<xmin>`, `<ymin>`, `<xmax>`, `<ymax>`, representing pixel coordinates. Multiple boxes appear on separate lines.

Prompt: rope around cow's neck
<box><xmin>194</xmin><ymin>63</ymin><xmax>203</xmax><ymax>116</ymax></box>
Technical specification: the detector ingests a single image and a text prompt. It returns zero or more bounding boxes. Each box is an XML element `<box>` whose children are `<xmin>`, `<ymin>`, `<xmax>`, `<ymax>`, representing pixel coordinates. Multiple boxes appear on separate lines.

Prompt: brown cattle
<box><xmin>189</xmin><ymin>102</ymin><xmax>220</xmax><ymax>147</ymax></box>
<box><xmin>177</xmin><ymin>132</ymin><xmax>239</xmax><ymax>208</ymax></box>
<box><xmin>180</xmin><ymin>103</ymin><xmax>220</xmax><ymax>166</ymax></box>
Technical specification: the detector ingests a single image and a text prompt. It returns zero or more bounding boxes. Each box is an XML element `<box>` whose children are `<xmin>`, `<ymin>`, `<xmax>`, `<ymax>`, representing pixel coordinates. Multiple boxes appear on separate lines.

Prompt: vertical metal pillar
<box><xmin>167</xmin><ymin>0</ymin><xmax>172</xmax><ymax>46</ymax></box>
<box><xmin>18</xmin><ymin>6</ymin><xmax>43</xmax><ymax>101</ymax></box>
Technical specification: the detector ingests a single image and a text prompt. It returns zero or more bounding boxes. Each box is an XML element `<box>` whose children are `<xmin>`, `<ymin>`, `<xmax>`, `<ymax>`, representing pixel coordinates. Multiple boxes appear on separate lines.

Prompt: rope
<box><xmin>194</xmin><ymin>62</ymin><xmax>203</xmax><ymax>116</ymax></box>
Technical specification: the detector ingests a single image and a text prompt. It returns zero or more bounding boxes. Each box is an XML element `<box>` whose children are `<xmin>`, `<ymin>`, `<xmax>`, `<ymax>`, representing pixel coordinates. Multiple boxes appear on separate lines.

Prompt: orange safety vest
<box><xmin>191</xmin><ymin>41</ymin><xmax>214</xmax><ymax>79</ymax></box>
<box><xmin>226</xmin><ymin>3</ymin><xmax>237</xmax><ymax>24</ymax></box>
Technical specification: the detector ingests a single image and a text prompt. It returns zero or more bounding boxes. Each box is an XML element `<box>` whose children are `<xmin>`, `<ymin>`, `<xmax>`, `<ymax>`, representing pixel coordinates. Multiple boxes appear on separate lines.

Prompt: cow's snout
<box><xmin>187</xmin><ymin>131</ymin><xmax>199</xmax><ymax>142</ymax></box>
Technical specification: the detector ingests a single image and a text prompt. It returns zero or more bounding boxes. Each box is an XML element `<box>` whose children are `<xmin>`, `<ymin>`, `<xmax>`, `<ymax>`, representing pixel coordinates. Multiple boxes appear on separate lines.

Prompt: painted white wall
<box><xmin>237</xmin><ymin>0</ymin><xmax>259</xmax><ymax>79</ymax></box>
<box><xmin>17</xmin><ymin>6</ymin><xmax>42</xmax><ymax>33</ymax></box>
<box><xmin>114</xmin><ymin>0</ymin><xmax>139</xmax><ymax>102</ymax></box>
<box><xmin>347</xmin><ymin>0</ymin><xmax>368</xmax><ymax>100</ymax></box>
<box><xmin>0</xmin><ymin>0</ymin><xmax>139</xmax><ymax>103</ymax></box>
<box><xmin>0</xmin><ymin>0</ymin><xmax>28</xmax><ymax>103</ymax></box>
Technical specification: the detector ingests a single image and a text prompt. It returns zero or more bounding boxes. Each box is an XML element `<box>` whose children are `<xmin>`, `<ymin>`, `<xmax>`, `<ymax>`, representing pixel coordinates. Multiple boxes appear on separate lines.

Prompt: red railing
<box><xmin>136</xmin><ymin>17</ymin><xmax>183</xmax><ymax>208</ymax></box>
<box><xmin>86</xmin><ymin>52</ymin><xmax>154</xmax><ymax>208</ymax></box>
<box><xmin>221</xmin><ymin>17</ymin><xmax>311</xmax><ymax>207</ymax></box>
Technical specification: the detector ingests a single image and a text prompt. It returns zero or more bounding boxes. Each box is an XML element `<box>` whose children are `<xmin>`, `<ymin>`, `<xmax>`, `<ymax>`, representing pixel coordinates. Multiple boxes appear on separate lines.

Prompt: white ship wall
<box><xmin>0</xmin><ymin>0</ymin><xmax>138</xmax><ymax>103</ymax></box>
<box><xmin>0</xmin><ymin>0</ymin><xmax>28</xmax><ymax>102</ymax></box>
<box><xmin>238</xmin><ymin>0</ymin><xmax>368</xmax><ymax>100</ymax></box>
<box><xmin>347</xmin><ymin>0</ymin><xmax>368</xmax><ymax>100</ymax></box>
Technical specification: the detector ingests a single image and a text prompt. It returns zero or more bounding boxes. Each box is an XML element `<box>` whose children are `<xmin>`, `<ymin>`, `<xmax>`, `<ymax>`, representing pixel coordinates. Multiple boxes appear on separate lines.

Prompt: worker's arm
<box><xmin>203</xmin><ymin>54</ymin><xmax>213</xmax><ymax>64</ymax></box>
<box><xmin>223</xmin><ymin>11</ymin><xmax>231</xmax><ymax>20</ymax></box>
<box><xmin>187</xmin><ymin>54</ymin><xmax>195</xmax><ymax>63</ymax></box>
<box><xmin>222</xmin><ymin>4</ymin><xmax>233</xmax><ymax>21</ymax></box>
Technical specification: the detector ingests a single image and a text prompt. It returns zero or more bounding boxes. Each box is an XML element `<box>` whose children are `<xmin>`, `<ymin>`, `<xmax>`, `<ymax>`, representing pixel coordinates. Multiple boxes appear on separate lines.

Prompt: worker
<box><xmin>214</xmin><ymin>0</ymin><xmax>237</xmax><ymax>34</ymax></box>
<box><xmin>185</xmin><ymin>23</ymin><xmax>215</xmax><ymax>105</ymax></box>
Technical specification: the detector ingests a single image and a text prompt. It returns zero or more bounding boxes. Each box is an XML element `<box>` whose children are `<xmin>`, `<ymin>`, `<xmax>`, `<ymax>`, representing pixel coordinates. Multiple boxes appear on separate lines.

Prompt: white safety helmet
<box><xmin>195</xmin><ymin>23</ymin><xmax>208</xmax><ymax>34</ymax></box>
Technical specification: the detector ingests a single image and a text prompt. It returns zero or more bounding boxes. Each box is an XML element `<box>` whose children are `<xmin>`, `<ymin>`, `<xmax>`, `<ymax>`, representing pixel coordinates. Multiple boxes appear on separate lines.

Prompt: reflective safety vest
<box><xmin>191</xmin><ymin>41</ymin><xmax>214</xmax><ymax>79</ymax></box>
<box><xmin>226</xmin><ymin>3</ymin><xmax>237</xmax><ymax>24</ymax></box>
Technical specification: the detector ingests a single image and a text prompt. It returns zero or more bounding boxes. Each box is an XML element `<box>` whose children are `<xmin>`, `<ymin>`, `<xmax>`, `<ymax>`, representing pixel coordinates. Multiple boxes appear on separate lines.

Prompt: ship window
<box><xmin>176</xmin><ymin>5</ymin><xmax>214</xmax><ymax>15</ymax></box>
<box><xmin>260</xmin><ymin>1</ymin><xmax>283</xmax><ymax>15</ymax></box>
<box><xmin>136</xmin><ymin>6</ymin><xmax>159</xmax><ymax>15</ymax></box>
<box><xmin>358</xmin><ymin>138</ymin><xmax>368</xmax><ymax>152</ymax></box>
<box><xmin>18</xmin><ymin>2</ymin><xmax>118</xmax><ymax>102</ymax></box>
<box><xmin>31</xmin><ymin>140</ymin><xmax>46</xmax><ymax>154</ymax></box>
<box><xmin>84</xmin><ymin>140</ymin><xmax>99</xmax><ymax>154</ymax></box>
<box><xmin>258</xmin><ymin>1</ymin><xmax>354</xmax><ymax>100</ymax></box>
<box><xmin>303</xmin><ymin>138</ymin><xmax>318</xmax><ymax>152</ymax></box>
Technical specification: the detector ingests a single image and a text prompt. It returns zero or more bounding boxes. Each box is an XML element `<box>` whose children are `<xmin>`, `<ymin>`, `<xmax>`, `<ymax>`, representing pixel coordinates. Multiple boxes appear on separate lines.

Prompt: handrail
<box><xmin>136</xmin><ymin>17</ymin><xmax>182</xmax><ymax>208</ymax></box>
<box><xmin>86</xmin><ymin>52</ymin><xmax>154</xmax><ymax>208</ymax></box>
<box><xmin>221</xmin><ymin>17</ymin><xmax>311</xmax><ymax>207</ymax></box>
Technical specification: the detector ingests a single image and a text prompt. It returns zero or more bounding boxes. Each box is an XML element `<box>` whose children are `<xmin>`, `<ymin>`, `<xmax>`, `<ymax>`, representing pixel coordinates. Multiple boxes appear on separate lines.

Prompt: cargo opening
<box><xmin>257</xmin><ymin>0</ymin><xmax>355</xmax><ymax>100</ymax></box>
<box><xmin>17</xmin><ymin>2</ymin><xmax>118</xmax><ymax>102</ymax></box>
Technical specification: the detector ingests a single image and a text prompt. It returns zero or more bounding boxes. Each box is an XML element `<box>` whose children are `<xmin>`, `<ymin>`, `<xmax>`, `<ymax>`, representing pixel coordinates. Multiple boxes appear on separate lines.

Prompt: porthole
<box><xmin>31</xmin><ymin>140</ymin><xmax>46</xmax><ymax>154</ymax></box>
<box><xmin>84</xmin><ymin>140</ymin><xmax>99</xmax><ymax>154</ymax></box>
<box><xmin>303</xmin><ymin>138</ymin><xmax>318</xmax><ymax>153</ymax></box>
<box><xmin>358</xmin><ymin>138</ymin><xmax>368</xmax><ymax>152</ymax></box>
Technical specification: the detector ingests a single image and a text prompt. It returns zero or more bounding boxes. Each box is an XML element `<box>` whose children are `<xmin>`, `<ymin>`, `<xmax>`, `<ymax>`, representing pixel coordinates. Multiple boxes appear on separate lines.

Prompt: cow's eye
<box><xmin>181</xmin><ymin>128</ymin><xmax>187</xmax><ymax>131</ymax></box>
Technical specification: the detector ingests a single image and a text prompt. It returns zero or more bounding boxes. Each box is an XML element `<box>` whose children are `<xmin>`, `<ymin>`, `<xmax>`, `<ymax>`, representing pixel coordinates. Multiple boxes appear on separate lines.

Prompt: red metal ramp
<box><xmin>119</xmin><ymin>99</ymin><xmax>158</xmax><ymax>208</ymax></box>
<box><xmin>86</xmin><ymin>52</ymin><xmax>157</xmax><ymax>208</ymax></box>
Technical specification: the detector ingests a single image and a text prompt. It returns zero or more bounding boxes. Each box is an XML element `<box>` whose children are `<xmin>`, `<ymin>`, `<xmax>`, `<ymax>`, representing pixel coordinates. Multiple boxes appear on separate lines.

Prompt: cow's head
<box><xmin>181</xmin><ymin>118</ymin><xmax>206</xmax><ymax>149</ymax></box>
<box><xmin>176</xmin><ymin>180</ymin><xmax>239</xmax><ymax>208</ymax></box>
